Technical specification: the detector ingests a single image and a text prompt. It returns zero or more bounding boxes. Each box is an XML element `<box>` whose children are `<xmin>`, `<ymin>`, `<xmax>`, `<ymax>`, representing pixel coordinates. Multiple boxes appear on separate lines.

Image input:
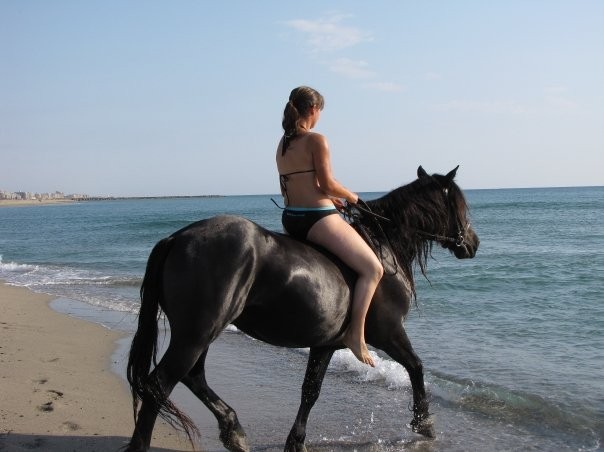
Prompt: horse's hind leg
<box><xmin>285</xmin><ymin>347</ymin><xmax>335</xmax><ymax>452</ymax></box>
<box><xmin>127</xmin><ymin>341</ymin><xmax>205</xmax><ymax>452</ymax></box>
<box><xmin>181</xmin><ymin>350</ymin><xmax>250</xmax><ymax>452</ymax></box>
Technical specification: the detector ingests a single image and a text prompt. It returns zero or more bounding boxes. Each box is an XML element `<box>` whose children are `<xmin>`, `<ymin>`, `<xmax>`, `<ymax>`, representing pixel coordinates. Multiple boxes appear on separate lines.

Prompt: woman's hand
<box><xmin>332</xmin><ymin>194</ymin><xmax>358</xmax><ymax>212</ymax></box>
<box><xmin>332</xmin><ymin>197</ymin><xmax>346</xmax><ymax>211</ymax></box>
<box><xmin>347</xmin><ymin>193</ymin><xmax>359</xmax><ymax>204</ymax></box>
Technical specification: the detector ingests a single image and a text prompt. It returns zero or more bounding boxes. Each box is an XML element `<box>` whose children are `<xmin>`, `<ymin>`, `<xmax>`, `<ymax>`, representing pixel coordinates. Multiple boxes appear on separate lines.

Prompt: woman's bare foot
<box><xmin>343</xmin><ymin>331</ymin><xmax>375</xmax><ymax>367</ymax></box>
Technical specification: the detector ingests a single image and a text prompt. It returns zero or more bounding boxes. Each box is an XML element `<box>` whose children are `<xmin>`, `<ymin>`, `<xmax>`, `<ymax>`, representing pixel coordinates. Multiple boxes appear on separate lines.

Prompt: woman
<box><xmin>276</xmin><ymin>86</ymin><xmax>383</xmax><ymax>367</ymax></box>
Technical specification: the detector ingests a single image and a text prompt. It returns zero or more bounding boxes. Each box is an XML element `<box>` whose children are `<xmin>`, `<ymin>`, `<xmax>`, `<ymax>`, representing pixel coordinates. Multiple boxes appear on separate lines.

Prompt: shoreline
<box><xmin>0</xmin><ymin>199</ymin><xmax>76</xmax><ymax>208</ymax></box>
<box><xmin>0</xmin><ymin>282</ymin><xmax>193</xmax><ymax>451</ymax></box>
<box><xmin>0</xmin><ymin>195</ymin><xmax>225</xmax><ymax>208</ymax></box>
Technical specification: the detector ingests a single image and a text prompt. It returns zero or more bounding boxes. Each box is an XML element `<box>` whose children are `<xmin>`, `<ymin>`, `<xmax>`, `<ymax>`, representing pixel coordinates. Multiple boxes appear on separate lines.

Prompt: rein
<box><xmin>272</xmin><ymin>191</ymin><xmax>469</xmax><ymax>261</ymax></box>
<box><xmin>343</xmin><ymin>200</ymin><xmax>399</xmax><ymax>275</ymax></box>
<box><xmin>348</xmin><ymin>199</ymin><xmax>393</xmax><ymax>223</ymax></box>
<box><xmin>343</xmin><ymin>195</ymin><xmax>469</xmax><ymax>253</ymax></box>
<box><xmin>270</xmin><ymin>198</ymin><xmax>285</xmax><ymax>209</ymax></box>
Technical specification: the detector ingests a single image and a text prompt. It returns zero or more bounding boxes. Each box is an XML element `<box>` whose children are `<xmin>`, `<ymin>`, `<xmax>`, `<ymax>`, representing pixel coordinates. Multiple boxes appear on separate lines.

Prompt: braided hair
<box><xmin>281</xmin><ymin>86</ymin><xmax>325</xmax><ymax>155</ymax></box>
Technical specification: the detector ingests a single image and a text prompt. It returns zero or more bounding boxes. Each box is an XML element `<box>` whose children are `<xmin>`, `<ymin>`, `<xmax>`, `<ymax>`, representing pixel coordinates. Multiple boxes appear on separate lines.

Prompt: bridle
<box><xmin>403</xmin><ymin>188</ymin><xmax>470</xmax><ymax>250</ymax></box>
<box><xmin>415</xmin><ymin>222</ymin><xmax>471</xmax><ymax>248</ymax></box>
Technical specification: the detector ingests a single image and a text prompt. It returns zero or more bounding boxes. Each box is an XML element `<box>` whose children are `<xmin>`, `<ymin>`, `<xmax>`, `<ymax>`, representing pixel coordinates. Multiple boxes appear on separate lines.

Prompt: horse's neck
<box><xmin>353</xmin><ymin>219</ymin><xmax>416</xmax><ymax>295</ymax></box>
<box><xmin>362</xmin><ymin>196</ymin><xmax>426</xmax><ymax>296</ymax></box>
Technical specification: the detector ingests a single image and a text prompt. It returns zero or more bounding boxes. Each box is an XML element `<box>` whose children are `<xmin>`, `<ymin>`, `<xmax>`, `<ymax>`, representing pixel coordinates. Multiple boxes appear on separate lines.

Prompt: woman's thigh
<box><xmin>307</xmin><ymin>214</ymin><xmax>381</xmax><ymax>275</ymax></box>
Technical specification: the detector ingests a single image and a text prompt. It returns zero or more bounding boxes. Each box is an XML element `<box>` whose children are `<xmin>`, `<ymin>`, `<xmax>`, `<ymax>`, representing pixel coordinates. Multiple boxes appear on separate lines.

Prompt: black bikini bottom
<box><xmin>282</xmin><ymin>207</ymin><xmax>338</xmax><ymax>240</ymax></box>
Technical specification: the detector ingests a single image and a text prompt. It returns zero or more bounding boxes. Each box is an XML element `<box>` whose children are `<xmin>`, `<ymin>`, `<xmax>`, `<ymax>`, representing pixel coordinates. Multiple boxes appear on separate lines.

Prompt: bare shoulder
<box><xmin>305</xmin><ymin>132</ymin><xmax>329</xmax><ymax>151</ymax></box>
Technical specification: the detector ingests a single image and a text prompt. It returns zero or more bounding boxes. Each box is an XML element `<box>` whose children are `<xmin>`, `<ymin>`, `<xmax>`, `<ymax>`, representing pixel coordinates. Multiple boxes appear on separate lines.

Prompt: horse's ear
<box><xmin>445</xmin><ymin>165</ymin><xmax>459</xmax><ymax>182</ymax></box>
<box><xmin>417</xmin><ymin>166</ymin><xmax>429</xmax><ymax>179</ymax></box>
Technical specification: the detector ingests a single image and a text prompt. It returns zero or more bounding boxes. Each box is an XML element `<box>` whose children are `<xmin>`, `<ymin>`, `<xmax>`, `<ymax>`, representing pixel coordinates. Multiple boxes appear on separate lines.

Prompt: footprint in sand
<box><xmin>38</xmin><ymin>402</ymin><xmax>53</xmax><ymax>412</ymax></box>
<box><xmin>61</xmin><ymin>421</ymin><xmax>80</xmax><ymax>431</ymax></box>
<box><xmin>32</xmin><ymin>378</ymin><xmax>48</xmax><ymax>392</ymax></box>
<box><xmin>37</xmin><ymin>389</ymin><xmax>64</xmax><ymax>413</ymax></box>
<box><xmin>47</xmin><ymin>389</ymin><xmax>63</xmax><ymax>399</ymax></box>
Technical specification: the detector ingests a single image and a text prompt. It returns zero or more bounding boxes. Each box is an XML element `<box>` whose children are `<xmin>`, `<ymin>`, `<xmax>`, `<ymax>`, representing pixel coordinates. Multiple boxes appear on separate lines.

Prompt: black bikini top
<box><xmin>279</xmin><ymin>169</ymin><xmax>315</xmax><ymax>205</ymax></box>
<box><xmin>280</xmin><ymin>169</ymin><xmax>315</xmax><ymax>179</ymax></box>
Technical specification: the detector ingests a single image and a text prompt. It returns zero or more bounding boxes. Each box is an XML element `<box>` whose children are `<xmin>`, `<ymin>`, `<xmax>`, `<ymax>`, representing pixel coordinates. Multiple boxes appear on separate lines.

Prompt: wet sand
<box><xmin>0</xmin><ymin>282</ymin><xmax>193</xmax><ymax>451</ymax></box>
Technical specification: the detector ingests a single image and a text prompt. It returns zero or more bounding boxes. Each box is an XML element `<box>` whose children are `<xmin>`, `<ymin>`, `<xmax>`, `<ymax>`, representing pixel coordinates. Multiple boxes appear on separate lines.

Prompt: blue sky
<box><xmin>2</xmin><ymin>1</ymin><xmax>603</xmax><ymax>196</ymax></box>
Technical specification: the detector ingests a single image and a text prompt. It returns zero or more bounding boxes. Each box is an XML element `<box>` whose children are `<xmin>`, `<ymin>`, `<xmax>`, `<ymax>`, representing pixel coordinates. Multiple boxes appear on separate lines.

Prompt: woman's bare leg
<box><xmin>307</xmin><ymin>214</ymin><xmax>383</xmax><ymax>367</ymax></box>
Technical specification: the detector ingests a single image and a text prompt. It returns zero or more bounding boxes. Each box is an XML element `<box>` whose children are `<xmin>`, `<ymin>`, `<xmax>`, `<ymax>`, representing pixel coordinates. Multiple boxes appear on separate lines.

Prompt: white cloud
<box><xmin>433</xmin><ymin>90</ymin><xmax>579</xmax><ymax>115</ymax></box>
<box><xmin>543</xmin><ymin>85</ymin><xmax>577</xmax><ymax>111</ymax></box>
<box><xmin>433</xmin><ymin>100</ymin><xmax>530</xmax><ymax>115</ymax></box>
<box><xmin>329</xmin><ymin>58</ymin><xmax>375</xmax><ymax>79</ymax></box>
<box><xmin>284</xmin><ymin>13</ymin><xmax>402</xmax><ymax>95</ymax></box>
<box><xmin>365</xmin><ymin>81</ymin><xmax>405</xmax><ymax>93</ymax></box>
<box><xmin>285</xmin><ymin>14</ymin><xmax>372</xmax><ymax>53</ymax></box>
<box><xmin>543</xmin><ymin>85</ymin><xmax>567</xmax><ymax>94</ymax></box>
<box><xmin>328</xmin><ymin>59</ymin><xmax>405</xmax><ymax>93</ymax></box>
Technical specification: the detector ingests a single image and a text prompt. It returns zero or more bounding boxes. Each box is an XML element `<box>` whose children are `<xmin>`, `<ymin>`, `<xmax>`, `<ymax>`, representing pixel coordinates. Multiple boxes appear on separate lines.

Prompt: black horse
<box><xmin>125</xmin><ymin>166</ymin><xmax>479</xmax><ymax>452</ymax></box>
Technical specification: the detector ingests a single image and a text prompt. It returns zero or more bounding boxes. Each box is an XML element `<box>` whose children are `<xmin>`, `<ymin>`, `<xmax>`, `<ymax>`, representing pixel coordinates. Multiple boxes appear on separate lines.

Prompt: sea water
<box><xmin>0</xmin><ymin>187</ymin><xmax>602</xmax><ymax>451</ymax></box>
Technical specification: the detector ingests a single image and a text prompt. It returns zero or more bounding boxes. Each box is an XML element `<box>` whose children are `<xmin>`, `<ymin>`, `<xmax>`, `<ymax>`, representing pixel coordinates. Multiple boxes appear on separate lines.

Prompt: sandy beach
<box><xmin>0</xmin><ymin>282</ymin><xmax>193</xmax><ymax>451</ymax></box>
<box><xmin>0</xmin><ymin>199</ymin><xmax>75</xmax><ymax>208</ymax></box>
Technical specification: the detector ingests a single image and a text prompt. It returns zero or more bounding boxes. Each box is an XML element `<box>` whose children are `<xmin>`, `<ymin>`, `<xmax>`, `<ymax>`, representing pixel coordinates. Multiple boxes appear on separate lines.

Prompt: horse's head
<box><xmin>351</xmin><ymin>166</ymin><xmax>480</xmax><ymax>290</ymax></box>
<box><xmin>357</xmin><ymin>166</ymin><xmax>479</xmax><ymax>295</ymax></box>
<box><xmin>417</xmin><ymin>165</ymin><xmax>479</xmax><ymax>259</ymax></box>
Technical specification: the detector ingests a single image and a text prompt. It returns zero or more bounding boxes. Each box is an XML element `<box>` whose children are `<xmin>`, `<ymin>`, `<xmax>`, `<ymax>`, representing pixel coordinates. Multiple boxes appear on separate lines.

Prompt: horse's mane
<box><xmin>355</xmin><ymin>173</ymin><xmax>469</xmax><ymax>297</ymax></box>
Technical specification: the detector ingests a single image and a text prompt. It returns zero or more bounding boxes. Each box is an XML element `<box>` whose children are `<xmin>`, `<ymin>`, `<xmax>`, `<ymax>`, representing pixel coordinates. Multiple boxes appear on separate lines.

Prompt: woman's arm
<box><xmin>310</xmin><ymin>134</ymin><xmax>358</xmax><ymax>204</ymax></box>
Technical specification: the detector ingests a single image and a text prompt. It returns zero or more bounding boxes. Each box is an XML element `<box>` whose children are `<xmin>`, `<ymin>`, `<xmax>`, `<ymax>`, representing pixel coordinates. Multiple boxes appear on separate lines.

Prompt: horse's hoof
<box><xmin>284</xmin><ymin>434</ymin><xmax>307</xmax><ymax>452</ymax></box>
<box><xmin>221</xmin><ymin>425</ymin><xmax>250</xmax><ymax>452</ymax></box>
<box><xmin>225</xmin><ymin>436</ymin><xmax>250</xmax><ymax>452</ymax></box>
<box><xmin>284</xmin><ymin>441</ymin><xmax>307</xmax><ymax>452</ymax></box>
<box><xmin>410</xmin><ymin>415</ymin><xmax>436</xmax><ymax>439</ymax></box>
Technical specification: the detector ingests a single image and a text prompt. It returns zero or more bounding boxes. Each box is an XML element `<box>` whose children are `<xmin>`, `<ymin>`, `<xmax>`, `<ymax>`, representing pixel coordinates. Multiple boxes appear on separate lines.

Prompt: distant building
<box><xmin>15</xmin><ymin>192</ymin><xmax>32</xmax><ymax>200</ymax></box>
<box><xmin>0</xmin><ymin>190</ymin><xmax>18</xmax><ymax>200</ymax></box>
<box><xmin>1</xmin><ymin>189</ymin><xmax>89</xmax><ymax>201</ymax></box>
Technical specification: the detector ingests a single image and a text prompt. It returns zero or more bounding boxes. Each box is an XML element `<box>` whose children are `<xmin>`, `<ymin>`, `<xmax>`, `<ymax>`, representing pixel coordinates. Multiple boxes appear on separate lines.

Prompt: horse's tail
<box><xmin>126</xmin><ymin>236</ymin><xmax>199</xmax><ymax>443</ymax></box>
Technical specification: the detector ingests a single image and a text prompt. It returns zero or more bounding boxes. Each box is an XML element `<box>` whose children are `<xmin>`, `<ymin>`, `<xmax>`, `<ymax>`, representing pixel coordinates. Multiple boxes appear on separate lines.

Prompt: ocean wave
<box><xmin>54</xmin><ymin>275</ymin><xmax>142</xmax><ymax>287</ymax></box>
<box><xmin>0</xmin><ymin>257</ymin><xmax>39</xmax><ymax>273</ymax></box>
<box><xmin>0</xmin><ymin>255</ymin><xmax>142</xmax><ymax>315</ymax></box>
<box><xmin>0</xmin><ymin>255</ymin><xmax>140</xmax><ymax>288</ymax></box>
<box><xmin>428</xmin><ymin>370</ymin><xmax>601</xmax><ymax>447</ymax></box>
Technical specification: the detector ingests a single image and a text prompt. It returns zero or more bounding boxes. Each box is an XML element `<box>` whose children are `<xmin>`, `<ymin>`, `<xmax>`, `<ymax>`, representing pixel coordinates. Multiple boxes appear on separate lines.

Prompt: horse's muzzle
<box><xmin>453</xmin><ymin>228</ymin><xmax>479</xmax><ymax>259</ymax></box>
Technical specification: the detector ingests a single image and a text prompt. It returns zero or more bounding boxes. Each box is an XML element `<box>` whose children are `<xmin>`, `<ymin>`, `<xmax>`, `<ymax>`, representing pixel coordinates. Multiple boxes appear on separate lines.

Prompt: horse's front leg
<box><xmin>285</xmin><ymin>347</ymin><xmax>335</xmax><ymax>452</ymax></box>
<box><xmin>378</xmin><ymin>328</ymin><xmax>435</xmax><ymax>439</ymax></box>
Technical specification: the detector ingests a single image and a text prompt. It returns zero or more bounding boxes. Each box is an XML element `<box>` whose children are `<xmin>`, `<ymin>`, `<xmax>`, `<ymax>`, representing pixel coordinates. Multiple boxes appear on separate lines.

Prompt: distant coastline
<box><xmin>0</xmin><ymin>195</ymin><xmax>224</xmax><ymax>208</ymax></box>
<box><xmin>0</xmin><ymin>199</ymin><xmax>76</xmax><ymax>207</ymax></box>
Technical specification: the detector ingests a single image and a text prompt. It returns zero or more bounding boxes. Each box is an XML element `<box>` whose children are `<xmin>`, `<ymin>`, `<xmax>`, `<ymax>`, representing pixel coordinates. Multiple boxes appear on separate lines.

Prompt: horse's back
<box><xmin>160</xmin><ymin>215</ymin><xmax>353</xmax><ymax>347</ymax></box>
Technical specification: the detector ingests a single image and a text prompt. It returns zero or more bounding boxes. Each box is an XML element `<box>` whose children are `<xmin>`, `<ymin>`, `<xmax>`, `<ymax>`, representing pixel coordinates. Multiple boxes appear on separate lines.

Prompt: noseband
<box><xmin>418</xmin><ymin>221</ymin><xmax>470</xmax><ymax>248</ymax></box>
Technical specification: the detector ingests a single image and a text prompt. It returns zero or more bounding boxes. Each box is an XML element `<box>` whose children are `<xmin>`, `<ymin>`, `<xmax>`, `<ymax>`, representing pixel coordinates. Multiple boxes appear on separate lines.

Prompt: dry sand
<box><xmin>0</xmin><ymin>199</ymin><xmax>75</xmax><ymax>208</ymax></box>
<box><xmin>0</xmin><ymin>282</ymin><xmax>194</xmax><ymax>451</ymax></box>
